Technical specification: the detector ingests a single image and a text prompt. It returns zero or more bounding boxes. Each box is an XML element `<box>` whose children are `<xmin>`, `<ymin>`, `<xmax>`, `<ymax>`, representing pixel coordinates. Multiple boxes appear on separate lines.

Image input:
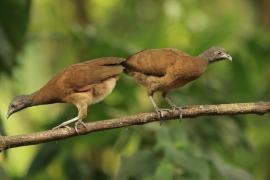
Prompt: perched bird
<box><xmin>7</xmin><ymin>57</ymin><xmax>125</xmax><ymax>132</ymax></box>
<box><xmin>122</xmin><ymin>47</ymin><xmax>232</xmax><ymax>119</ymax></box>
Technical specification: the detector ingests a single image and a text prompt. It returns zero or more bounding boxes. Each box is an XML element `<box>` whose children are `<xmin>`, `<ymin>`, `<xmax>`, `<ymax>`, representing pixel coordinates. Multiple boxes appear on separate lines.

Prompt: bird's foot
<box><xmin>155</xmin><ymin>108</ymin><xmax>171</xmax><ymax>125</ymax></box>
<box><xmin>52</xmin><ymin>125</ymin><xmax>61</xmax><ymax>130</ymax></box>
<box><xmin>171</xmin><ymin>106</ymin><xmax>183</xmax><ymax>122</ymax></box>
<box><xmin>52</xmin><ymin>125</ymin><xmax>72</xmax><ymax>130</ymax></box>
<box><xmin>52</xmin><ymin>117</ymin><xmax>79</xmax><ymax>130</ymax></box>
<box><xmin>75</xmin><ymin>120</ymin><xmax>87</xmax><ymax>134</ymax></box>
<box><xmin>63</xmin><ymin>126</ymin><xmax>73</xmax><ymax>130</ymax></box>
<box><xmin>163</xmin><ymin>96</ymin><xmax>183</xmax><ymax>120</ymax></box>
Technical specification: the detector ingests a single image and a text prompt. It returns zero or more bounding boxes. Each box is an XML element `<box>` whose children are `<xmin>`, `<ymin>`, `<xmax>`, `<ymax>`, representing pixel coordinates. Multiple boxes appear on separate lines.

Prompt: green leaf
<box><xmin>209</xmin><ymin>152</ymin><xmax>254</xmax><ymax>180</ymax></box>
<box><xmin>0</xmin><ymin>0</ymin><xmax>31</xmax><ymax>74</ymax></box>
<box><xmin>115</xmin><ymin>150</ymin><xmax>158</xmax><ymax>180</ymax></box>
<box><xmin>166</xmin><ymin>149</ymin><xmax>210</xmax><ymax>180</ymax></box>
<box><xmin>154</xmin><ymin>159</ymin><xmax>174</xmax><ymax>180</ymax></box>
<box><xmin>26</xmin><ymin>142</ymin><xmax>60</xmax><ymax>177</ymax></box>
<box><xmin>0</xmin><ymin>166</ymin><xmax>8</xmax><ymax>180</ymax></box>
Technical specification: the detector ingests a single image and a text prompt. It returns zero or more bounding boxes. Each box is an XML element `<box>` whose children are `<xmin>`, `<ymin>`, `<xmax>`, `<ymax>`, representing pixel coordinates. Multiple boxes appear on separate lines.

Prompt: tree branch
<box><xmin>1</xmin><ymin>102</ymin><xmax>270</xmax><ymax>151</ymax></box>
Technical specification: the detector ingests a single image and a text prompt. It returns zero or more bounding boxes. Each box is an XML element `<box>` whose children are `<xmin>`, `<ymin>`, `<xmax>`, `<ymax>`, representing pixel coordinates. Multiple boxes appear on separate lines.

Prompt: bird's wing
<box><xmin>61</xmin><ymin>57</ymin><xmax>124</xmax><ymax>92</ymax></box>
<box><xmin>124</xmin><ymin>48</ymin><xmax>190</xmax><ymax>76</ymax></box>
<box><xmin>83</xmin><ymin>57</ymin><xmax>126</xmax><ymax>66</ymax></box>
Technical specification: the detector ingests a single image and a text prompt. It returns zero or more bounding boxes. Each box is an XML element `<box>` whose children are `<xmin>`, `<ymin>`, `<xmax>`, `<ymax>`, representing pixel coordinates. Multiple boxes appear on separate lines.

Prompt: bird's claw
<box><xmin>52</xmin><ymin>126</ymin><xmax>59</xmax><ymax>130</ymax></box>
<box><xmin>63</xmin><ymin>126</ymin><xmax>73</xmax><ymax>131</ymax></box>
<box><xmin>75</xmin><ymin>121</ymin><xmax>87</xmax><ymax>134</ymax></box>
<box><xmin>155</xmin><ymin>108</ymin><xmax>171</xmax><ymax>125</ymax></box>
<box><xmin>52</xmin><ymin>124</ymin><xmax>72</xmax><ymax>130</ymax></box>
<box><xmin>171</xmin><ymin>106</ymin><xmax>183</xmax><ymax>121</ymax></box>
<box><xmin>52</xmin><ymin>117</ymin><xmax>79</xmax><ymax>130</ymax></box>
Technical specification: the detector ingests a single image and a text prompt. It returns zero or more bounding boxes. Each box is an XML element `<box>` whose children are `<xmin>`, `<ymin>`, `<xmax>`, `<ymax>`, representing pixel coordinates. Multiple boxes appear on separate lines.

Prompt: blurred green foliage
<box><xmin>0</xmin><ymin>0</ymin><xmax>269</xmax><ymax>179</ymax></box>
<box><xmin>0</xmin><ymin>0</ymin><xmax>31</xmax><ymax>75</ymax></box>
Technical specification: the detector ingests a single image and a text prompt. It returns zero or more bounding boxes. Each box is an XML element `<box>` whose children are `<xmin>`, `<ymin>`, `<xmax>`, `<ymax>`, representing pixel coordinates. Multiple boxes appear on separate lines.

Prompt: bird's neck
<box><xmin>30</xmin><ymin>91</ymin><xmax>48</xmax><ymax>106</ymax></box>
<box><xmin>197</xmin><ymin>51</ymin><xmax>213</xmax><ymax>64</ymax></box>
<box><xmin>196</xmin><ymin>55</ymin><xmax>210</xmax><ymax>64</ymax></box>
<box><xmin>23</xmin><ymin>93</ymin><xmax>39</xmax><ymax>106</ymax></box>
<box><xmin>30</xmin><ymin>89</ymin><xmax>59</xmax><ymax>106</ymax></box>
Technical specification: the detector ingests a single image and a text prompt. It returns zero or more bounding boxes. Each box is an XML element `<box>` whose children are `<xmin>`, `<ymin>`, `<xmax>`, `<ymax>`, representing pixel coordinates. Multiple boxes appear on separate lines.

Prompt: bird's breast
<box><xmin>163</xmin><ymin>59</ymin><xmax>208</xmax><ymax>90</ymax></box>
<box><xmin>91</xmin><ymin>77</ymin><xmax>117</xmax><ymax>104</ymax></box>
<box><xmin>63</xmin><ymin>77</ymin><xmax>118</xmax><ymax>107</ymax></box>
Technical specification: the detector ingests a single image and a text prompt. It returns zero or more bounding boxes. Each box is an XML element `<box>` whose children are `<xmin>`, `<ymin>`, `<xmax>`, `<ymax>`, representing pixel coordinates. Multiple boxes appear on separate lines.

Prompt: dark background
<box><xmin>0</xmin><ymin>0</ymin><xmax>269</xmax><ymax>179</ymax></box>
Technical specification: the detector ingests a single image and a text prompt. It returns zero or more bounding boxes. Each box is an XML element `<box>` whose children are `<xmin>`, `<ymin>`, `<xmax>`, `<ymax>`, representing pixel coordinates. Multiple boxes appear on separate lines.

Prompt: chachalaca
<box><xmin>122</xmin><ymin>46</ymin><xmax>232</xmax><ymax>119</ymax></box>
<box><xmin>7</xmin><ymin>57</ymin><xmax>125</xmax><ymax>132</ymax></box>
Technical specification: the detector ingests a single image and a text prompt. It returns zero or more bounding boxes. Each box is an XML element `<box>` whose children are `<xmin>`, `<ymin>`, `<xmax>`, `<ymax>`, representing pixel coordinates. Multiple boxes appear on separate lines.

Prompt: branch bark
<box><xmin>1</xmin><ymin>102</ymin><xmax>270</xmax><ymax>151</ymax></box>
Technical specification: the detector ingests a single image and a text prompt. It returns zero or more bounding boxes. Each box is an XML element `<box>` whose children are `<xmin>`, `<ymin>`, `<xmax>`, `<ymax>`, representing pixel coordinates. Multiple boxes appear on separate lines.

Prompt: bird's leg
<box><xmin>145</xmin><ymin>73</ymin><xmax>180</xmax><ymax>124</ymax></box>
<box><xmin>164</xmin><ymin>96</ymin><xmax>181</xmax><ymax>110</ymax></box>
<box><xmin>52</xmin><ymin>117</ymin><xmax>79</xmax><ymax>130</ymax></box>
<box><xmin>75</xmin><ymin>103</ymin><xmax>88</xmax><ymax>134</ymax></box>
<box><xmin>75</xmin><ymin>119</ymin><xmax>87</xmax><ymax>134</ymax></box>
<box><xmin>148</xmin><ymin>95</ymin><xmax>171</xmax><ymax>125</ymax></box>
<box><xmin>163</xmin><ymin>94</ymin><xmax>183</xmax><ymax>120</ymax></box>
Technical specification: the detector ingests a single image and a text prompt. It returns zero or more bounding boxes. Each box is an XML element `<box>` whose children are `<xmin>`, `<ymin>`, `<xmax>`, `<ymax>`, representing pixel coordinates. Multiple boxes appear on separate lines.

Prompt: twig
<box><xmin>1</xmin><ymin>102</ymin><xmax>269</xmax><ymax>151</ymax></box>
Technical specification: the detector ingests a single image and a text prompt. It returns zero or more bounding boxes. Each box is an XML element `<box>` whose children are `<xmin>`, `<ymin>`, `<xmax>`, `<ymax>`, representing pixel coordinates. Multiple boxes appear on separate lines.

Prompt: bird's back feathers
<box><xmin>123</xmin><ymin>48</ymin><xmax>192</xmax><ymax>76</ymax></box>
<box><xmin>31</xmin><ymin>57</ymin><xmax>125</xmax><ymax>105</ymax></box>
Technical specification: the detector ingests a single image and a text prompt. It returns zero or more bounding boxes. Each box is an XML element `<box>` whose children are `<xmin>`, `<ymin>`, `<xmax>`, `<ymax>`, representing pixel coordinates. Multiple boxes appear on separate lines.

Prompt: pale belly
<box><xmin>91</xmin><ymin>77</ymin><xmax>117</xmax><ymax>104</ymax></box>
<box><xmin>64</xmin><ymin>77</ymin><xmax>117</xmax><ymax>106</ymax></box>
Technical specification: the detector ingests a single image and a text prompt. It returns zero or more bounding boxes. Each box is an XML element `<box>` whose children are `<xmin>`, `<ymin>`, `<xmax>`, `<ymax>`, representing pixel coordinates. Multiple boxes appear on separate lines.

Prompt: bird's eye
<box><xmin>11</xmin><ymin>104</ymin><xmax>16</xmax><ymax>108</ymax></box>
<box><xmin>214</xmin><ymin>51</ymin><xmax>221</xmax><ymax>55</ymax></box>
<box><xmin>218</xmin><ymin>51</ymin><xmax>222</xmax><ymax>55</ymax></box>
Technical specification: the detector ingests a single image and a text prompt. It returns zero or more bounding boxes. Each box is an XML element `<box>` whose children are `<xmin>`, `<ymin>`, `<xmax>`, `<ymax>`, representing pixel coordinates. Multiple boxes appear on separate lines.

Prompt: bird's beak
<box><xmin>222</xmin><ymin>53</ymin><xmax>232</xmax><ymax>61</ymax></box>
<box><xmin>6</xmin><ymin>112</ymin><xmax>11</xmax><ymax>119</ymax></box>
<box><xmin>6</xmin><ymin>109</ymin><xmax>13</xmax><ymax>119</ymax></box>
<box><xmin>227</xmin><ymin>55</ymin><xmax>232</xmax><ymax>61</ymax></box>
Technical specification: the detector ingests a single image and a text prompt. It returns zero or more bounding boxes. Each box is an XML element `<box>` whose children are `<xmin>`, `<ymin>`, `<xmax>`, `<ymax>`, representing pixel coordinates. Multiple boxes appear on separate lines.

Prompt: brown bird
<box><xmin>122</xmin><ymin>46</ymin><xmax>232</xmax><ymax>119</ymax></box>
<box><xmin>7</xmin><ymin>57</ymin><xmax>125</xmax><ymax>132</ymax></box>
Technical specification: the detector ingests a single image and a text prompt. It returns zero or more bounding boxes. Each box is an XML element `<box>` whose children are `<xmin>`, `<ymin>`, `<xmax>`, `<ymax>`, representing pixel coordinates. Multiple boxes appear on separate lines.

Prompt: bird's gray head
<box><xmin>199</xmin><ymin>46</ymin><xmax>232</xmax><ymax>63</ymax></box>
<box><xmin>7</xmin><ymin>95</ymin><xmax>33</xmax><ymax>119</ymax></box>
